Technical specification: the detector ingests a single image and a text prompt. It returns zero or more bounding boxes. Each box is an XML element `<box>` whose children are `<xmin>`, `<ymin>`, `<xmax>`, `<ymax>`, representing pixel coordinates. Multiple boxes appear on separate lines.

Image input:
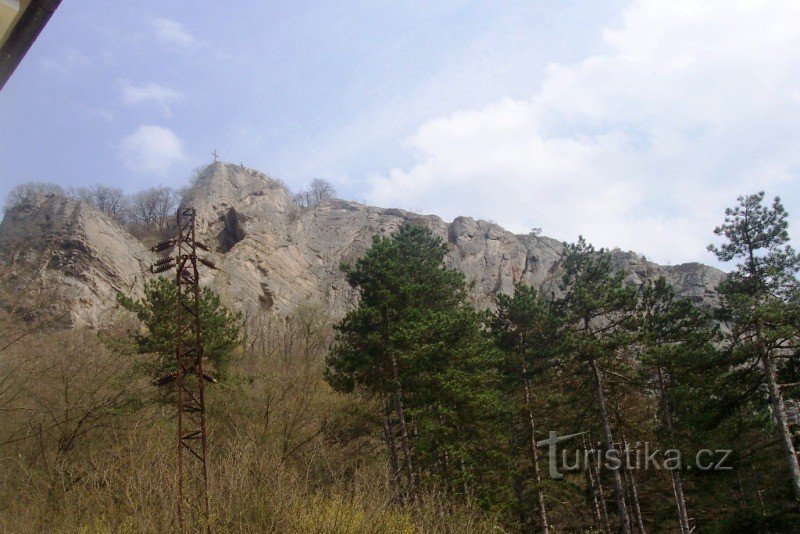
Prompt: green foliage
<box><xmin>636</xmin><ymin>278</ymin><xmax>722</xmax><ymax>414</ymax></box>
<box><xmin>555</xmin><ymin>236</ymin><xmax>638</xmax><ymax>361</ymax></box>
<box><xmin>326</xmin><ymin>224</ymin><xmax>471</xmax><ymax>394</ymax></box>
<box><xmin>709</xmin><ymin>192</ymin><xmax>799</xmax><ymax>352</ymax></box>
<box><xmin>706</xmin><ymin>192</ymin><xmax>800</xmax><ymax>506</ymax></box>
<box><xmin>487</xmin><ymin>283</ymin><xmax>561</xmax><ymax>529</ymax></box>
<box><xmin>330</xmin><ymin>227</ymin><xmax>446</xmax><ymax>388</ymax></box>
<box><xmin>635</xmin><ymin>278</ymin><xmax>730</xmax><ymax>455</ymax></box>
<box><xmin>709</xmin><ymin>192</ymin><xmax>798</xmax><ymax>298</ymax></box>
<box><xmin>327</xmin><ymin>224</ymin><xmax>511</xmax><ymax>513</ymax></box>
<box><xmin>116</xmin><ymin>276</ymin><xmax>242</xmax><ymax>375</ymax></box>
<box><xmin>490</xmin><ymin>282</ymin><xmax>561</xmax><ymax>376</ymax></box>
<box><xmin>403</xmin><ymin>305</ymin><xmax>513</xmax><ymax>509</ymax></box>
<box><xmin>9</xmin><ymin>192</ymin><xmax>800</xmax><ymax>532</ymax></box>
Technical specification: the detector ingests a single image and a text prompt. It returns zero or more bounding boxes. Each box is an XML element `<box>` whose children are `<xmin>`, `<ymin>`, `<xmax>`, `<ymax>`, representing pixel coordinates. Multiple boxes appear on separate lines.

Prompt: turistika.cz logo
<box><xmin>536</xmin><ymin>431</ymin><xmax>733</xmax><ymax>480</ymax></box>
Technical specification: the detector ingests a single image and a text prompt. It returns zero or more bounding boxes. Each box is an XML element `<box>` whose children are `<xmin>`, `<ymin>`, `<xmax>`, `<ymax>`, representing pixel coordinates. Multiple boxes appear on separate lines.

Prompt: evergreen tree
<box><xmin>489</xmin><ymin>283</ymin><xmax>559</xmax><ymax>533</ymax></box>
<box><xmin>326</xmin><ymin>224</ymin><xmax>508</xmax><ymax>508</ymax></box>
<box><xmin>117</xmin><ymin>276</ymin><xmax>242</xmax><ymax>376</ymax></box>
<box><xmin>400</xmin><ymin>305</ymin><xmax>510</xmax><ymax>510</ymax></box>
<box><xmin>708</xmin><ymin>192</ymin><xmax>800</xmax><ymax>503</ymax></box>
<box><xmin>636</xmin><ymin>277</ymin><xmax>720</xmax><ymax>533</ymax></box>
<box><xmin>554</xmin><ymin>237</ymin><xmax>638</xmax><ymax>534</ymax></box>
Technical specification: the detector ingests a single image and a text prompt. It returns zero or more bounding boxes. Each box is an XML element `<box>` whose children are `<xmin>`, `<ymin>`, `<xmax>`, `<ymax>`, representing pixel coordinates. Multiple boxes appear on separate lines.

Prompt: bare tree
<box><xmin>4</xmin><ymin>182</ymin><xmax>64</xmax><ymax>211</ymax></box>
<box><xmin>75</xmin><ymin>184</ymin><xmax>129</xmax><ymax>223</ymax></box>
<box><xmin>292</xmin><ymin>178</ymin><xmax>336</xmax><ymax>207</ymax></box>
<box><xmin>129</xmin><ymin>187</ymin><xmax>177</xmax><ymax>233</ymax></box>
<box><xmin>0</xmin><ymin>327</ymin><xmax>142</xmax><ymax>503</ymax></box>
<box><xmin>292</xmin><ymin>190</ymin><xmax>311</xmax><ymax>208</ymax></box>
<box><xmin>309</xmin><ymin>178</ymin><xmax>335</xmax><ymax>205</ymax></box>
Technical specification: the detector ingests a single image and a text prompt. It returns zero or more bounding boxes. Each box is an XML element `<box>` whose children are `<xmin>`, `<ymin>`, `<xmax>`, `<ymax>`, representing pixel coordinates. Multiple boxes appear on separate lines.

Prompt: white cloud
<box><xmin>150</xmin><ymin>18</ymin><xmax>200</xmax><ymax>49</ymax></box>
<box><xmin>365</xmin><ymin>0</ymin><xmax>800</xmax><ymax>265</ymax></box>
<box><xmin>119</xmin><ymin>81</ymin><xmax>183</xmax><ymax>105</ymax></box>
<box><xmin>118</xmin><ymin>81</ymin><xmax>184</xmax><ymax>115</ymax></box>
<box><xmin>119</xmin><ymin>125</ymin><xmax>187</xmax><ymax>176</ymax></box>
<box><xmin>38</xmin><ymin>48</ymin><xmax>90</xmax><ymax>71</ymax></box>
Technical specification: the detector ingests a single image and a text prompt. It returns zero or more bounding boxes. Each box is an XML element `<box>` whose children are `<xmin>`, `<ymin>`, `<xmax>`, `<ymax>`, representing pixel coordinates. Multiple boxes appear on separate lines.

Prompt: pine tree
<box><xmin>708</xmin><ymin>193</ymin><xmax>800</xmax><ymax>503</ymax></box>
<box><xmin>326</xmin><ymin>224</ymin><xmax>507</xmax><ymax>506</ymax></box>
<box><xmin>117</xmin><ymin>277</ymin><xmax>242</xmax><ymax>376</ymax></box>
<box><xmin>489</xmin><ymin>283</ymin><xmax>558</xmax><ymax>533</ymax></box>
<box><xmin>400</xmin><ymin>305</ymin><xmax>509</xmax><ymax>509</ymax></box>
<box><xmin>636</xmin><ymin>277</ymin><xmax>719</xmax><ymax>533</ymax></box>
<box><xmin>554</xmin><ymin>237</ymin><xmax>638</xmax><ymax>534</ymax></box>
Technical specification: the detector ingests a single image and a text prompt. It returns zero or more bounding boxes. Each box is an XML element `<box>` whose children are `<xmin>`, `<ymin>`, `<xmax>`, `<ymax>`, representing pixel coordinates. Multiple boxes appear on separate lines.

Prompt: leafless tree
<box><xmin>4</xmin><ymin>182</ymin><xmax>64</xmax><ymax>211</ymax></box>
<box><xmin>129</xmin><ymin>187</ymin><xmax>177</xmax><ymax>233</ymax></box>
<box><xmin>0</xmin><ymin>239</ymin><xmax>66</xmax><ymax>354</ymax></box>
<box><xmin>75</xmin><ymin>184</ymin><xmax>129</xmax><ymax>223</ymax></box>
<box><xmin>292</xmin><ymin>190</ymin><xmax>310</xmax><ymax>207</ymax></box>
<box><xmin>0</xmin><ymin>242</ymin><xmax>80</xmax><ymax>448</ymax></box>
<box><xmin>292</xmin><ymin>178</ymin><xmax>336</xmax><ymax>207</ymax></box>
<box><xmin>0</xmin><ymin>327</ymin><xmax>142</xmax><ymax>504</ymax></box>
<box><xmin>309</xmin><ymin>178</ymin><xmax>335</xmax><ymax>205</ymax></box>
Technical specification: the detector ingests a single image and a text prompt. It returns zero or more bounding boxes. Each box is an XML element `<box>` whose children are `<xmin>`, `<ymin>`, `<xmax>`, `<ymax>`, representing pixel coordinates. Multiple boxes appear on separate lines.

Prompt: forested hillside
<box><xmin>0</xmin><ymin>192</ymin><xmax>798</xmax><ymax>532</ymax></box>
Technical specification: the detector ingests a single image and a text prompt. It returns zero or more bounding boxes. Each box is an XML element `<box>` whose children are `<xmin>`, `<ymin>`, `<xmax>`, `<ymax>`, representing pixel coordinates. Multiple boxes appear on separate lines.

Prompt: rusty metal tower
<box><xmin>150</xmin><ymin>207</ymin><xmax>216</xmax><ymax>531</ymax></box>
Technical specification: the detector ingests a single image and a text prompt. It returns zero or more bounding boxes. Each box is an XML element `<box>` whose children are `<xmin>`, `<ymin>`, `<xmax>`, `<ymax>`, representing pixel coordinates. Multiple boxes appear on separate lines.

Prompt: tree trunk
<box><xmin>585</xmin><ymin>434</ymin><xmax>610</xmax><ymax>534</ymax></box>
<box><xmin>513</xmin><ymin>476</ymin><xmax>530</xmax><ymax>532</ymax></box>
<box><xmin>522</xmin><ymin>366</ymin><xmax>550</xmax><ymax>534</ymax></box>
<box><xmin>762</xmin><ymin>351</ymin><xmax>800</xmax><ymax>503</ymax></box>
<box><xmin>627</xmin><ymin>461</ymin><xmax>646</xmax><ymax>533</ymax></box>
<box><xmin>620</xmin><ymin>435</ymin><xmax>646</xmax><ymax>534</ymax></box>
<box><xmin>611</xmin><ymin>392</ymin><xmax>645</xmax><ymax>534</ymax></box>
<box><xmin>595</xmin><ymin>438</ymin><xmax>612</xmax><ymax>534</ymax></box>
<box><xmin>389</xmin><ymin>352</ymin><xmax>415</xmax><ymax>500</ymax></box>
<box><xmin>586</xmin><ymin>462</ymin><xmax>604</xmax><ymax>533</ymax></box>
<box><xmin>736</xmin><ymin>471</ymin><xmax>748</xmax><ymax>509</ymax></box>
<box><xmin>590</xmin><ymin>355</ymin><xmax>632</xmax><ymax>534</ymax></box>
<box><xmin>657</xmin><ymin>368</ymin><xmax>691</xmax><ymax>534</ymax></box>
<box><xmin>383</xmin><ymin>400</ymin><xmax>401</xmax><ymax>492</ymax></box>
<box><xmin>750</xmin><ymin>462</ymin><xmax>766</xmax><ymax>515</ymax></box>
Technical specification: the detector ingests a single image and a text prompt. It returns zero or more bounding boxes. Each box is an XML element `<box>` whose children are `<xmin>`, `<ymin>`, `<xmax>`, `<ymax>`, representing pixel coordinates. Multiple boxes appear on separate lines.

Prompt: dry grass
<box><xmin>0</xmin><ymin>308</ymin><xmax>500</xmax><ymax>533</ymax></box>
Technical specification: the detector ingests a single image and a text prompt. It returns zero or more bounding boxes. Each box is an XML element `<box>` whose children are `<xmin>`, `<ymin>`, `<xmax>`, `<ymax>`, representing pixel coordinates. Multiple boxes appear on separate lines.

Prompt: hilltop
<box><xmin>0</xmin><ymin>162</ymin><xmax>724</xmax><ymax>327</ymax></box>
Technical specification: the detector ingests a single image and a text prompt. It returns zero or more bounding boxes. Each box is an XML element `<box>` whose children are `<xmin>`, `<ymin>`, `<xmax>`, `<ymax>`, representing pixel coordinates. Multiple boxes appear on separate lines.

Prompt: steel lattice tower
<box><xmin>150</xmin><ymin>207</ymin><xmax>216</xmax><ymax>531</ymax></box>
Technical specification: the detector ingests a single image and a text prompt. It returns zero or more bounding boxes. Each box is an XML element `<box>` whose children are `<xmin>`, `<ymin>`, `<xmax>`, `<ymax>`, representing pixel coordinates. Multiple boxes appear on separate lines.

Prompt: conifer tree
<box><xmin>117</xmin><ymin>277</ymin><xmax>242</xmax><ymax>376</ymax></box>
<box><xmin>490</xmin><ymin>283</ymin><xmax>558</xmax><ymax>533</ymax></box>
<box><xmin>708</xmin><ymin>193</ymin><xmax>800</xmax><ymax>503</ymax></box>
<box><xmin>636</xmin><ymin>277</ymin><xmax>719</xmax><ymax>533</ymax></box>
<box><xmin>326</xmin><ymin>224</ymin><xmax>506</xmax><ymax>505</ymax></box>
<box><xmin>400</xmin><ymin>304</ymin><xmax>509</xmax><ymax>508</ymax></box>
<box><xmin>554</xmin><ymin>237</ymin><xmax>638</xmax><ymax>534</ymax></box>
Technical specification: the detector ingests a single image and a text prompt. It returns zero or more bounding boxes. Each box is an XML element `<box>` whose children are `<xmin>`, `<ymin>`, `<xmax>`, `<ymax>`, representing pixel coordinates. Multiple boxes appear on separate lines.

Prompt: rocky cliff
<box><xmin>0</xmin><ymin>163</ymin><xmax>725</xmax><ymax>327</ymax></box>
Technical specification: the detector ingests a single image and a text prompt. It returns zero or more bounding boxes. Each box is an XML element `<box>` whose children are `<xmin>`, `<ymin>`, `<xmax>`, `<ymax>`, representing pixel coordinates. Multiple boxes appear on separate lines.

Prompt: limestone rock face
<box><xmin>0</xmin><ymin>163</ymin><xmax>725</xmax><ymax>326</ymax></box>
<box><xmin>0</xmin><ymin>193</ymin><xmax>154</xmax><ymax>327</ymax></box>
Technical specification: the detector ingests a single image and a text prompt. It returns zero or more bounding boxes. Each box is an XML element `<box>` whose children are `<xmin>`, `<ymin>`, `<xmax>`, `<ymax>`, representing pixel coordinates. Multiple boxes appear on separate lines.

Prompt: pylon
<box><xmin>150</xmin><ymin>207</ymin><xmax>216</xmax><ymax>531</ymax></box>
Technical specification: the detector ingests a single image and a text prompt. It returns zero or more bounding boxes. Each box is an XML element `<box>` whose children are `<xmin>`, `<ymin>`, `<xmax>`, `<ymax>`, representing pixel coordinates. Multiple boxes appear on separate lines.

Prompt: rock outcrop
<box><xmin>0</xmin><ymin>163</ymin><xmax>725</xmax><ymax>327</ymax></box>
<box><xmin>0</xmin><ymin>193</ymin><xmax>154</xmax><ymax>326</ymax></box>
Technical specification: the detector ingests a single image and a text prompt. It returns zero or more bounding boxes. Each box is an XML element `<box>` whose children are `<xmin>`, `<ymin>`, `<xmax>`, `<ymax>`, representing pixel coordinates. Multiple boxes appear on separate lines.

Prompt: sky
<box><xmin>1</xmin><ymin>0</ymin><xmax>799</xmax><ymax>266</ymax></box>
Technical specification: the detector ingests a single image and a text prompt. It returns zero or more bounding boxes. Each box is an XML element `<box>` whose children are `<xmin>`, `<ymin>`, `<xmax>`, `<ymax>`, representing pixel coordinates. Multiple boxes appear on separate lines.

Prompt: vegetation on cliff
<box><xmin>1</xmin><ymin>192</ymin><xmax>798</xmax><ymax>532</ymax></box>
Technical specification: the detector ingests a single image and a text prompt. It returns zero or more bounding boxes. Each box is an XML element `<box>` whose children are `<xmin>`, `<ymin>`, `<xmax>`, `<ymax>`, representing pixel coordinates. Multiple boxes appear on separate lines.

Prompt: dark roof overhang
<box><xmin>0</xmin><ymin>0</ymin><xmax>62</xmax><ymax>90</ymax></box>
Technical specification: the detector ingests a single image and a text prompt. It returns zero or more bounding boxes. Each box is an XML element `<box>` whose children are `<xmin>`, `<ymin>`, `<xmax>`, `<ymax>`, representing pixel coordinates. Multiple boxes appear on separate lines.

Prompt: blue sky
<box><xmin>1</xmin><ymin>0</ymin><xmax>798</xmax><ymax>265</ymax></box>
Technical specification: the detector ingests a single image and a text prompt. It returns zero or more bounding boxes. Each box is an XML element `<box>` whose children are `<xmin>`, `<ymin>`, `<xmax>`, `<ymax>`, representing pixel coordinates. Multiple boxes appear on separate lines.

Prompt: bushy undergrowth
<box><xmin>0</xmin><ymin>311</ymin><xmax>497</xmax><ymax>533</ymax></box>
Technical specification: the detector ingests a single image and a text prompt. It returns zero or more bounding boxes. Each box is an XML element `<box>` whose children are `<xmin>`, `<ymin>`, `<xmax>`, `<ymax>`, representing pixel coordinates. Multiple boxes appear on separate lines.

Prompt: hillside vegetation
<box><xmin>1</xmin><ymin>192</ymin><xmax>799</xmax><ymax>532</ymax></box>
